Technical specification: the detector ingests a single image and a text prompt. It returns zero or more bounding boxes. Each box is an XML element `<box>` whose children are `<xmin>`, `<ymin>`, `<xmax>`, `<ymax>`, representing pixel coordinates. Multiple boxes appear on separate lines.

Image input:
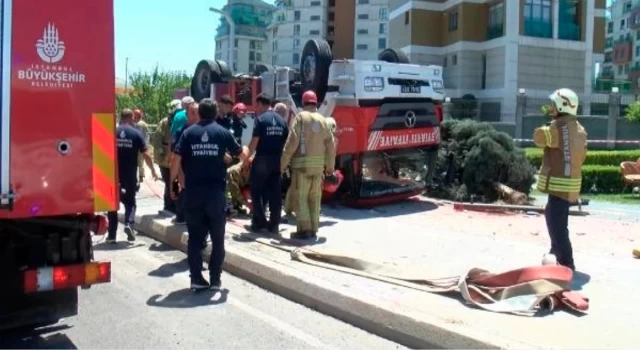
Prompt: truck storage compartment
<box><xmin>0</xmin><ymin>0</ymin><xmax>117</xmax><ymax>219</ymax></box>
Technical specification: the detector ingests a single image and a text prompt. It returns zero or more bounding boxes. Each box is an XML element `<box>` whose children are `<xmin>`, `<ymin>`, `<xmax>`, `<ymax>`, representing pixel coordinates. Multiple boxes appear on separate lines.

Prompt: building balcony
<box><xmin>593</xmin><ymin>78</ymin><xmax>632</xmax><ymax>93</ymax></box>
<box><xmin>487</xmin><ymin>24</ymin><xmax>504</xmax><ymax>40</ymax></box>
<box><xmin>630</xmin><ymin>8</ymin><xmax>640</xmax><ymax>29</ymax></box>
<box><xmin>523</xmin><ymin>19</ymin><xmax>552</xmax><ymax>39</ymax></box>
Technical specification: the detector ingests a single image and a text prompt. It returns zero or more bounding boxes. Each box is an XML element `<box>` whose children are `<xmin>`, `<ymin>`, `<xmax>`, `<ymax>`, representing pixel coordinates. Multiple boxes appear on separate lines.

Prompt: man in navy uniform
<box><xmin>170</xmin><ymin>98</ymin><xmax>249</xmax><ymax>291</ymax></box>
<box><xmin>107</xmin><ymin>108</ymin><xmax>158</xmax><ymax>243</ymax></box>
<box><xmin>246</xmin><ymin>94</ymin><xmax>289</xmax><ymax>234</ymax></box>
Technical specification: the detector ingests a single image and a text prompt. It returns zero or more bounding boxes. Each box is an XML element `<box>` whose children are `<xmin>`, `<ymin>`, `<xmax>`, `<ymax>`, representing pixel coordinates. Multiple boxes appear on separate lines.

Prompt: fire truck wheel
<box><xmin>253</xmin><ymin>63</ymin><xmax>275</xmax><ymax>77</ymax></box>
<box><xmin>216</xmin><ymin>60</ymin><xmax>233</xmax><ymax>81</ymax></box>
<box><xmin>191</xmin><ymin>59</ymin><xmax>222</xmax><ymax>101</ymax></box>
<box><xmin>378</xmin><ymin>48</ymin><xmax>410</xmax><ymax>64</ymax></box>
<box><xmin>300</xmin><ymin>39</ymin><xmax>333</xmax><ymax>103</ymax></box>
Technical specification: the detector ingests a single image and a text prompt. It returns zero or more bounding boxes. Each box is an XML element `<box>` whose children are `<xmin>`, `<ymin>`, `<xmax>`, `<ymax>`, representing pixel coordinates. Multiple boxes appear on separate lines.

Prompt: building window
<box><xmin>558</xmin><ymin>0</ymin><xmax>580</xmax><ymax>41</ymax></box>
<box><xmin>272</xmin><ymin>40</ymin><xmax>277</xmax><ymax>51</ymax></box>
<box><xmin>234</xmin><ymin>39</ymin><xmax>239</xmax><ymax>47</ymax></box>
<box><xmin>311</xmin><ymin>0</ymin><xmax>321</xmax><ymax>5</ymax></box>
<box><xmin>249</xmin><ymin>64</ymin><xmax>255</xmax><ymax>73</ymax></box>
<box><xmin>329</xmin><ymin>0</ymin><xmax>335</xmax><ymax>6</ymax></box>
<box><xmin>379</xmin><ymin>23</ymin><xmax>387</xmax><ymax>34</ymax></box>
<box><xmin>358</xmin><ymin>0</ymin><xmax>369</xmax><ymax>4</ymax></box>
<box><xmin>357</xmin><ymin>44</ymin><xmax>368</xmax><ymax>50</ymax></box>
<box><xmin>256</xmin><ymin>52</ymin><xmax>262</xmax><ymax>62</ymax></box>
<box><xmin>328</xmin><ymin>26</ymin><xmax>335</xmax><ymax>36</ymax></box>
<box><xmin>310</xmin><ymin>15</ymin><xmax>321</xmax><ymax>21</ymax></box>
<box><xmin>357</xmin><ymin>29</ymin><xmax>368</xmax><ymax>35</ymax></box>
<box><xmin>404</xmin><ymin>12</ymin><xmax>409</xmax><ymax>25</ymax></box>
<box><xmin>448</xmin><ymin>11</ymin><xmax>458</xmax><ymax>32</ymax></box>
<box><xmin>379</xmin><ymin>8</ymin><xmax>388</xmax><ymax>20</ymax></box>
<box><xmin>294</xmin><ymin>24</ymin><xmax>300</xmax><ymax>35</ymax></box>
<box><xmin>294</xmin><ymin>38</ymin><xmax>300</xmax><ymax>47</ymax></box>
<box><xmin>523</xmin><ymin>0</ymin><xmax>552</xmax><ymax>38</ymax></box>
<box><xmin>452</xmin><ymin>54</ymin><xmax>457</xmax><ymax>65</ymax></box>
<box><xmin>607</xmin><ymin>21</ymin><xmax>614</xmax><ymax>33</ymax></box>
<box><xmin>378</xmin><ymin>38</ymin><xmax>386</xmax><ymax>49</ymax></box>
<box><xmin>481</xmin><ymin>54</ymin><xmax>487</xmax><ymax>89</ymax></box>
<box><xmin>358</xmin><ymin>13</ymin><xmax>369</xmax><ymax>20</ymax></box>
<box><xmin>249</xmin><ymin>51</ymin><xmax>255</xmax><ymax>61</ymax></box>
<box><xmin>272</xmin><ymin>55</ymin><xmax>277</xmax><ymax>65</ymax></box>
<box><xmin>626</xmin><ymin>63</ymin><xmax>630</xmax><ymax>73</ymax></box>
<box><xmin>621</xmin><ymin>19</ymin><xmax>626</xmax><ymax>30</ymax></box>
<box><xmin>293</xmin><ymin>53</ymin><xmax>300</xmax><ymax>65</ymax></box>
<box><xmin>310</xmin><ymin>29</ymin><xmax>320</xmax><ymax>35</ymax></box>
<box><xmin>487</xmin><ymin>3</ymin><xmax>504</xmax><ymax>39</ymax></box>
<box><xmin>443</xmin><ymin>56</ymin><xmax>447</xmax><ymax>67</ymax></box>
<box><xmin>328</xmin><ymin>12</ymin><xmax>335</xmax><ymax>21</ymax></box>
<box><xmin>294</xmin><ymin>11</ymin><xmax>300</xmax><ymax>21</ymax></box>
<box><xmin>618</xmin><ymin>65</ymin><xmax>623</xmax><ymax>74</ymax></box>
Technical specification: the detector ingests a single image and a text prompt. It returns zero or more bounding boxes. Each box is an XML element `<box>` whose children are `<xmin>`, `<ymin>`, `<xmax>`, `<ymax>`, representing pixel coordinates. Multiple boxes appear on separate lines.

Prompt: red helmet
<box><xmin>133</xmin><ymin>109</ymin><xmax>143</xmax><ymax>119</ymax></box>
<box><xmin>232</xmin><ymin>103</ymin><xmax>247</xmax><ymax>114</ymax></box>
<box><xmin>302</xmin><ymin>90</ymin><xmax>318</xmax><ymax>105</ymax></box>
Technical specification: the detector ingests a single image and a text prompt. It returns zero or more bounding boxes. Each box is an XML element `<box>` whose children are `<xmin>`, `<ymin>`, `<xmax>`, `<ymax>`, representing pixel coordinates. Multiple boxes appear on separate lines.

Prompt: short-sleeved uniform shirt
<box><xmin>171</xmin><ymin>123</ymin><xmax>190</xmax><ymax>153</ymax></box>
<box><xmin>252</xmin><ymin>110</ymin><xmax>289</xmax><ymax>157</ymax></box>
<box><xmin>174</xmin><ymin>119</ymin><xmax>242</xmax><ymax>192</ymax></box>
<box><xmin>116</xmin><ymin>124</ymin><xmax>147</xmax><ymax>187</ymax></box>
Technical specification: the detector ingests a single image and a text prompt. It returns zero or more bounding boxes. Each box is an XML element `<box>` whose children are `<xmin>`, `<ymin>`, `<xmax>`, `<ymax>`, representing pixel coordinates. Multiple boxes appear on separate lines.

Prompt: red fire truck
<box><xmin>191</xmin><ymin>39</ymin><xmax>445</xmax><ymax>207</ymax></box>
<box><xmin>0</xmin><ymin>0</ymin><xmax>113</xmax><ymax>331</ymax></box>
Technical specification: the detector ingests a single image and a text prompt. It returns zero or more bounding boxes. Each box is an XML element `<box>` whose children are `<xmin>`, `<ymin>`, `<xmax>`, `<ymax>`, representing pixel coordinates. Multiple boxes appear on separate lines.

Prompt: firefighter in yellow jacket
<box><xmin>227</xmin><ymin>157</ymin><xmax>252</xmax><ymax>214</ymax></box>
<box><xmin>280</xmin><ymin>91</ymin><xmax>336</xmax><ymax>239</ymax></box>
<box><xmin>534</xmin><ymin>88</ymin><xmax>587</xmax><ymax>271</ymax></box>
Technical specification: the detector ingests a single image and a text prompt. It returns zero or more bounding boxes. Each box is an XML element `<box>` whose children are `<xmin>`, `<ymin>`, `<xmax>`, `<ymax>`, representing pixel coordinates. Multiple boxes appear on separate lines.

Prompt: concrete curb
<box><xmin>119</xmin><ymin>212</ymin><xmax>535</xmax><ymax>349</ymax></box>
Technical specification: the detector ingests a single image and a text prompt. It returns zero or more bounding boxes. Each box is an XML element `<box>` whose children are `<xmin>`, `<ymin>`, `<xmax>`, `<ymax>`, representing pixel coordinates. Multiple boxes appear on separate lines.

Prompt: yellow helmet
<box><xmin>549</xmin><ymin>88</ymin><xmax>579</xmax><ymax>116</ymax></box>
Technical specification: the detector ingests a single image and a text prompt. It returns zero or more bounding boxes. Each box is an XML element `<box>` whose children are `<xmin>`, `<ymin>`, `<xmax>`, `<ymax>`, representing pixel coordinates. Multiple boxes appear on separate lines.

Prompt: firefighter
<box><xmin>273</xmin><ymin>102</ymin><xmax>295</xmax><ymax>222</ymax></box>
<box><xmin>217</xmin><ymin>94</ymin><xmax>234</xmax><ymax>130</ymax></box>
<box><xmin>151</xmin><ymin>99</ymin><xmax>182</xmax><ymax>214</ymax></box>
<box><xmin>534</xmin><ymin>88</ymin><xmax>587</xmax><ymax>271</ymax></box>
<box><xmin>170</xmin><ymin>98</ymin><xmax>249</xmax><ymax>291</ymax></box>
<box><xmin>170</xmin><ymin>101</ymin><xmax>200</xmax><ymax>225</ymax></box>
<box><xmin>107</xmin><ymin>109</ymin><xmax>159</xmax><ymax>244</ymax></box>
<box><xmin>133</xmin><ymin>109</ymin><xmax>149</xmax><ymax>183</ymax></box>
<box><xmin>246</xmin><ymin>93</ymin><xmax>289</xmax><ymax>234</ymax></box>
<box><xmin>280</xmin><ymin>91</ymin><xmax>336</xmax><ymax>239</ymax></box>
<box><xmin>227</xmin><ymin>156</ymin><xmax>253</xmax><ymax>214</ymax></box>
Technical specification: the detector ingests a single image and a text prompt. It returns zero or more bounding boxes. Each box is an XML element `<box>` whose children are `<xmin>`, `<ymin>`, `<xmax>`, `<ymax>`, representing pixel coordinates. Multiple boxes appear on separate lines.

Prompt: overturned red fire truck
<box><xmin>190</xmin><ymin>39</ymin><xmax>445</xmax><ymax>207</ymax></box>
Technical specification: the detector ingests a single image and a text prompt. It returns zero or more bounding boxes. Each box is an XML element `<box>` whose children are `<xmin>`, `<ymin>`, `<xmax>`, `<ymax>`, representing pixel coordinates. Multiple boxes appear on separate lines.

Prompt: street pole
<box><xmin>209</xmin><ymin>7</ymin><xmax>235</xmax><ymax>73</ymax></box>
<box><xmin>124</xmin><ymin>57</ymin><xmax>129</xmax><ymax>93</ymax></box>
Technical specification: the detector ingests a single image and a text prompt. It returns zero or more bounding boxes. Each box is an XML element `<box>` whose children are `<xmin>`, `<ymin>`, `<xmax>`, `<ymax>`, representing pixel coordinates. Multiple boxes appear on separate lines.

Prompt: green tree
<box><xmin>115</xmin><ymin>65</ymin><xmax>190</xmax><ymax>124</ymax></box>
<box><xmin>625</xmin><ymin>99</ymin><xmax>640</xmax><ymax>123</ymax></box>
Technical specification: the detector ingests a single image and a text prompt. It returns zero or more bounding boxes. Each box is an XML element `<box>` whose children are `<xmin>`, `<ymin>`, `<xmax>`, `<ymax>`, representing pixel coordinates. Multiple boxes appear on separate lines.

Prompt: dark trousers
<box><xmin>185</xmin><ymin>188</ymin><xmax>226</xmax><ymax>281</ymax></box>
<box><xmin>107</xmin><ymin>183</ymin><xmax>137</xmax><ymax>239</ymax></box>
<box><xmin>173</xmin><ymin>181</ymin><xmax>185</xmax><ymax>222</ymax></box>
<box><xmin>250</xmin><ymin>155</ymin><xmax>282</xmax><ymax>231</ymax></box>
<box><xmin>160</xmin><ymin>166</ymin><xmax>175</xmax><ymax>212</ymax></box>
<box><xmin>545</xmin><ymin>194</ymin><xmax>575</xmax><ymax>270</ymax></box>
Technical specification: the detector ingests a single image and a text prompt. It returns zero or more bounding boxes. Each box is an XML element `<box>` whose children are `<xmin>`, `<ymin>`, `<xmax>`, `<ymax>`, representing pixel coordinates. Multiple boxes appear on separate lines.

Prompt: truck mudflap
<box><xmin>0</xmin><ymin>0</ymin><xmax>117</xmax><ymax>218</ymax></box>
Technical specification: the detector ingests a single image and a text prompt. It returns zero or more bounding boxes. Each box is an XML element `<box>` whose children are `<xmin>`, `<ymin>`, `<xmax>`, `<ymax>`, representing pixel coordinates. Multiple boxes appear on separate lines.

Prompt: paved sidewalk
<box><xmin>126</xmin><ymin>178</ymin><xmax>639</xmax><ymax>349</ymax></box>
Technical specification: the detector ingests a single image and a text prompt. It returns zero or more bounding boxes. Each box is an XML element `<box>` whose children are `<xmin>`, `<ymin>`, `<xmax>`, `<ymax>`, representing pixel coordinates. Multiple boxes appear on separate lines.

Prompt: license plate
<box><xmin>401</xmin><ymin>85</ymin><xmax>421</xmax><ymax>93</ymax></box>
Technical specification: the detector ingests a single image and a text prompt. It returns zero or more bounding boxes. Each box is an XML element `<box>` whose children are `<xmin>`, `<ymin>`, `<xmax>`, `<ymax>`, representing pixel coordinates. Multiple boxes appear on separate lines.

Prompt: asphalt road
<box><xmin>0</xmin><ymin>228</ymin><xmax>403</xmax><ymax>350</ymax></box>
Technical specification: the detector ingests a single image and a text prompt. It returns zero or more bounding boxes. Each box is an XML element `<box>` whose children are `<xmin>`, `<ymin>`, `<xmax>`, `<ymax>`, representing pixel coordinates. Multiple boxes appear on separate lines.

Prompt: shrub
<box><xmin>581</xmin><ymin>165</ymin><xmax>625</xmax><ymax>193</ymax></box>
<box><xmin>429</xmin><ymin>119</ymin><xmax>536</xmax><ymax>203</ymax></box>
<box><xmin>526</xmin><ymin>148</ymin><xmax>640</xmax><ymax>168</ymax></box>
<box><xmin>625</xmin><ymin>99</ymin><xmax>640</xmax><ymax>123</ymax></box>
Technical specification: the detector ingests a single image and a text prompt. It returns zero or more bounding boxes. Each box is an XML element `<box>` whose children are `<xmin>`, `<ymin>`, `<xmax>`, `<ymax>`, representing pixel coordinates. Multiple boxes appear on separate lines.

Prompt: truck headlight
<box><xmin>431</xmin><ymin>80</ymin><xmax>444</xmax><ymax>93</ymax></box>
<box><xmin>364</xmin><ymin>77</ymin><xmax>384</xmax><ymax>92</ymax></box>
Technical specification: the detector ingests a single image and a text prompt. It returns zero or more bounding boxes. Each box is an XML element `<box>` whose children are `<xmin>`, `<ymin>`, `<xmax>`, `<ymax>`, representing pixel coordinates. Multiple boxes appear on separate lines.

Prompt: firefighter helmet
<box><xmin>133</xmin><ymin>109</ymin><xmax>143</xmax><ymax>119</ymax></box>
<box><xmin>232</xmin><ymin>103</ymin><xmax>247</xmax><ymax>114</ymax></box>
<box><xmin>168</xmin><ymin>99</ymin><xmax>182</xmax><ymax>113</ymax></box>
<box><xmin>302</xmin><ymin>90</ymin><xmax>318</xmax><ymax>105</ymax></box>
<box><xmin>549</xmin><ymin>88</ymin><xmax>579</xmax><ymax>116</ymax></box>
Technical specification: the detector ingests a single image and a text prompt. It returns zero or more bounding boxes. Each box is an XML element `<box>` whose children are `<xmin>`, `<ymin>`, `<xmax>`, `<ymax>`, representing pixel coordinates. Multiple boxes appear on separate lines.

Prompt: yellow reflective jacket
<box><xmin>533</xmin><ymin>115</ymin><xmax>587</xmax><ymax>202</ymax></box>
<box><xmin>281</xmin><ymin>110</ymin><xmax>336</xmax><ymax>176</ymax></box>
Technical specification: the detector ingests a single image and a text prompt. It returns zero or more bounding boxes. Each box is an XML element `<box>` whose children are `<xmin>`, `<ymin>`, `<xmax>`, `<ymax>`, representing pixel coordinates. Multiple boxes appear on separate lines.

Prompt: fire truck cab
<box><xmin>191</xmin><ymin>39</ymin><xmax>445</xmax><ymax>207</ymax></box>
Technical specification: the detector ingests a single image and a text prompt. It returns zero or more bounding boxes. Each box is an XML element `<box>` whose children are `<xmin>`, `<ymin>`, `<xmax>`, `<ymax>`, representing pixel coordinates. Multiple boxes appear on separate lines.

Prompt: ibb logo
<box><xmin>36</xmin><ymin>23</ymin><xmax>66</xmax><ymax>63</ymax></box>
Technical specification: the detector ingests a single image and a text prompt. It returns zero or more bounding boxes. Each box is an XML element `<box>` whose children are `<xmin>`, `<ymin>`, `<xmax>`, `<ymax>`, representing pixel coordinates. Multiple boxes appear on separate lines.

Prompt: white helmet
<box><xmin>549</xmin><ymin>88</ymin><xmax>579</xmax><ymax>116</ymax></box>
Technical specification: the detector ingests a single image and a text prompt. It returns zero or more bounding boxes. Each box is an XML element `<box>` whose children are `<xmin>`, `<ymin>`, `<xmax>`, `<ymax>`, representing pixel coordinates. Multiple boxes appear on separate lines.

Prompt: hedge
<box><xmin>580</xmin><ymin>165</ymin><xmax>627</xmax><ymax>193</ymax></box>
<box><xmin>526</xmin><ymin>148</ymin><xmax>640</xmax><ymax>169</ymax></box>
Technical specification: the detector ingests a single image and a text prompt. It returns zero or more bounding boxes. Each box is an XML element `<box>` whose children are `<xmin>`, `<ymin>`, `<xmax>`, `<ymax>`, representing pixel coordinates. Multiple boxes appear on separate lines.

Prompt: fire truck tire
<box><xmin>378</xmin><ymin>48</ymin><xmax>410</xmax><ymax>64</ymax></box>
<box><xmin>300</xmin><ymin>39</ymin><xmax>333</xmax><ymax>103</ymax></box>
<box><xmin>253</xmin><ymin>63</ymin><xmax>275</xmax><ymax>77</ymax></box>
<box><xmin>216</xmin><ymin>60</ymin><xmax>233</xmax><ymax>81</ymax></box>
<box><xmin>191</xmin><ymin>59</ymin><xmax>222</xmax><ymax>101</ymax></box>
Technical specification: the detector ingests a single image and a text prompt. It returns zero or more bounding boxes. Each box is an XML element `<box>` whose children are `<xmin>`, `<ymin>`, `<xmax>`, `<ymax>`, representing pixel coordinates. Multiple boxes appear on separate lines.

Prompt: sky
<box><xmin>114</xmin><ymin>0</ymin><xmax>275</xmax><ymax>83</ymax></box>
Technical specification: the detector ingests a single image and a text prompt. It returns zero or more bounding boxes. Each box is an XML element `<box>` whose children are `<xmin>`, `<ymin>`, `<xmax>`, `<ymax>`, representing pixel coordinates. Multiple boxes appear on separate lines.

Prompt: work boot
<box><xmin>124</xmin><ymin>226</ymin><xmax>136</xmax><ymax>242</ymax></box>
<box><xmin>209</xmin><ymin>275</ymin><xmax>222</xmax><ymax>291</ymax></box>
<box><xmin>190</xmin><ymin>275</ymin><xmax>210</xmax><ymax>291</ymax></box>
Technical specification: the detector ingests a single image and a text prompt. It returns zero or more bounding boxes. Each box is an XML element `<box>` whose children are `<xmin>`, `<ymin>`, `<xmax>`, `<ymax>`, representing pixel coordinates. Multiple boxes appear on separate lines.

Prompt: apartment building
<box><xmin>390</xmin><ymin>0</ymin><xmax>607</xmax><ymax>121</ymax></box>
<box><xmin>266</xmin><ymin>0</ymin><xmax>391</xmax><ymax>68</ymax></box>
<box><xmin>214</xmin><ymin>0</ymin><xmax>275</xmax><ymax>74</ymax></box>
<box><xmin>600</xmin><ymin>0</ymin><xmax>640</xmax><ymax>94</ymax></box>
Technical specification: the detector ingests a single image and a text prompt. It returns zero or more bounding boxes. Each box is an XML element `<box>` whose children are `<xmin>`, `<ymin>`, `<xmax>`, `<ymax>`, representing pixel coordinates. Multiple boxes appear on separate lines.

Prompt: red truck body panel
<box><xmin>0</xmin><ymin>0</ymin><xmax>117</xmax><ymax>219</ymax></box>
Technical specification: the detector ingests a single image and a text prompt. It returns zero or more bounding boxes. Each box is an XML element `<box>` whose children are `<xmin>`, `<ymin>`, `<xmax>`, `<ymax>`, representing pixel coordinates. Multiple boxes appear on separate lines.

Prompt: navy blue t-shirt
<box><xmin>174</xmin><ymin>119</ymin><xmax>242</xmax><ymax>190</ymax></box>
<box><xmin>252</xmin><ymin>110</ymin><xmax>288</xmax><ymax>156</ymax></box>
<box><xmin>171</xmin><ymin>123</ymin><xmax>190</xmax><ymax>152</ymax></box>
<box><xmin>116</xmin><ymin>124</ymin><xmax>147</xmax><ymax>186</ymax></box>
<box><xmin>217</xmin><ymin>114</ymin><xmax>232</xmax><ymax>130</ymax></box>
